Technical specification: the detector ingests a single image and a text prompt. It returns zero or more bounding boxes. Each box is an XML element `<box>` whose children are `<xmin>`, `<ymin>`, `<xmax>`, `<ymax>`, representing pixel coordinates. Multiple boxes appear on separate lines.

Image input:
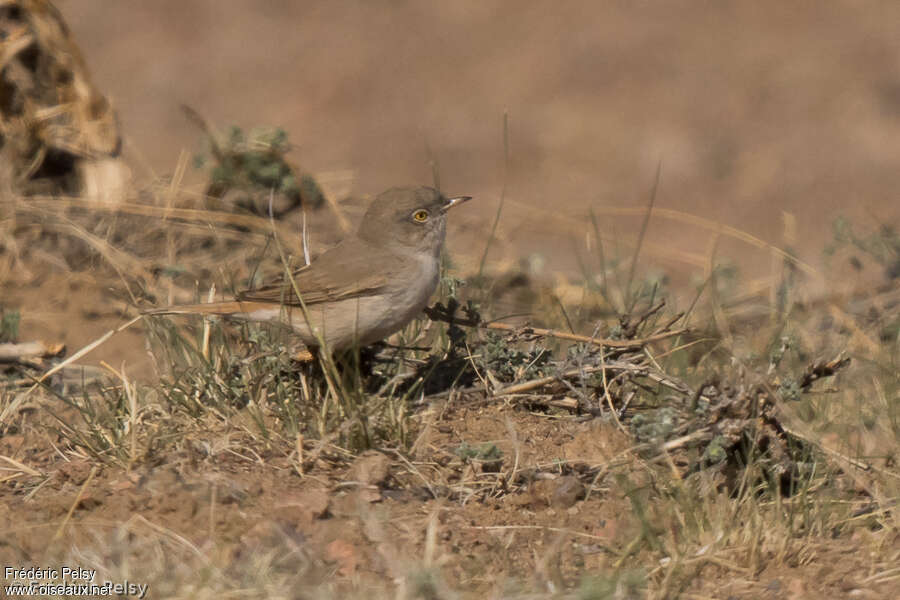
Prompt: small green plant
<box><xmin>481</xmin><ymin>331</ymin><xmax>550</xmax><ymax>382</ymax></box>
<box><xmin>0</xmin><ymin>308</ymin><xmax>20</xmax><ymax>342</ymax></box>
<box><xmin>193</xmin><ymin>123</ymin><xmax>324</xmax><ymax>216</ymax></box>
<box><xmin>826</xmin><ymin>217</ymin><xmax>900</xmax><ymax>281</ymax></box>
<box><xmin>201</xmin><ymin>127</ymin><xmax>295</xmax><ymax>196</ymax></box>
<box><xmin>454</xmin><ymin>441</ymin><xmax>502</xmax><ymax>461</ymax></box>
<box><xmin>577</xmin><ymin>570</ymin><xmax>646</xmax><ymax>600</ymax></box>
<box><xmin>630</xmin><ymin>406</ymin><xmax>678</xmax><ymax>445</ymax></box>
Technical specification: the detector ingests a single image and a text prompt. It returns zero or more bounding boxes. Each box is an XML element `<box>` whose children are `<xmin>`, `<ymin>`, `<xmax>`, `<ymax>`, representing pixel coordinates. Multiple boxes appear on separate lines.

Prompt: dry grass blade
<box><xmin>478</xmin><ymin>111</ymin><xmax>509</xmax><ymax>280</ymax></box>
<box><xmin>0</xmin><ymin>454</ymin><xmax>42</xmax><ymax>477</ymax></box>
<box><xmin>51</xmin><ymin>464</ymin><xmax>97</xmax><ymax>542</ymax></box>
<box><xmin>624</xmin><ymin>160</ymin><xmax>661</xmax><ymax>310</ymax></box>
<box><xmin>17</xmin><ymin>196</ymin><xmax>300</xmax><ymax>246</ymax></box>
<box><xmin>501</xmin><ymin>196</ymin><xmax>822</xmax><ymax>278</ymax></box>
<box><xmin>318</xmin><ymin>180</ymin><xmax>352</xmax><ymax>234</ymax></box>
<box><xmin>0</xmin><ymin>315</ymin><xmax>143</xmax><ymax>426</ymax></box>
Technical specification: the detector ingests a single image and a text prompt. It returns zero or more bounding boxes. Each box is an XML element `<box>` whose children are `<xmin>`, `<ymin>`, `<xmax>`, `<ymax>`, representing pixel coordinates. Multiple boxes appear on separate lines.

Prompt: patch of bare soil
<box><xmin>3</xmin><ymin>398</ymin><xmax>897</xmax><ymax>598</ymax></box>
<box><xmin>4</xmin><ymin>274</ymin><xmax>151</xmax><ymax>376</ymax></box>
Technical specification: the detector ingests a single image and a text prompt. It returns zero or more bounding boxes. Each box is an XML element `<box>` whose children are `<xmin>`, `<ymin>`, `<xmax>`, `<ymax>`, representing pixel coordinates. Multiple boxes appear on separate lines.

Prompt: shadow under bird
<box><xmin>145</xmin><ymin>186</ymin><xmax>471</xmax><ymax>351</ymax></box>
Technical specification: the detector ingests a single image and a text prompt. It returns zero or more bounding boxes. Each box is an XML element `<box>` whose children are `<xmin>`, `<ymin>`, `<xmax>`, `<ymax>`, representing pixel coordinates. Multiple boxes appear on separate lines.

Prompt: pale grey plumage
<box><xmin>146</xmin><ymin>186</ymin><xmax>470</xmax><ymax>351</ymax></box>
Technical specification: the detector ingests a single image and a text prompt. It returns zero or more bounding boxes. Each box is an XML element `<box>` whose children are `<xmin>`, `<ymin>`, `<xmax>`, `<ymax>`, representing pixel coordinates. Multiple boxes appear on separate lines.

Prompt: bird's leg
<box><xmin>292</xmin><ymin>347</ymin><xmax>317</xmax><ymax>363</ymax></box>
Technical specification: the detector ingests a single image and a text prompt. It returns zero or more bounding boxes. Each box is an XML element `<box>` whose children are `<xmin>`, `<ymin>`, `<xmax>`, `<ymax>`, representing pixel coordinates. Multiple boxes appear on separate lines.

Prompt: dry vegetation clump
<box><xmin>183</xmin><ymin>105</ymin><xmax>326</xmax><ymax>219</ymax></box>
<box><xmin>0</xmin><ymin>0</ymin><xmax>127</xmax><ymax>199</ymax></box>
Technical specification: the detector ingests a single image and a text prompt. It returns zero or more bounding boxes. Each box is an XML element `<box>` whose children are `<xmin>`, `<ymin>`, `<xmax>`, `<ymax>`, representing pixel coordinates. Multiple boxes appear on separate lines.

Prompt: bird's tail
<box><xmin>142</xmin><ymin>301</ymin><xmax>272</xmax><ymax>318</ymax></box>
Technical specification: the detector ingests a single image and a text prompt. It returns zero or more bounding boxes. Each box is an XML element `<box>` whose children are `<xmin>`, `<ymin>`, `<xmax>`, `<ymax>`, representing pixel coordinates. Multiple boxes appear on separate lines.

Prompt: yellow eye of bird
<box><xmin>412</xmin><ymin>209</ymin><xmax>429</xmax><ymax>223</ymax></box>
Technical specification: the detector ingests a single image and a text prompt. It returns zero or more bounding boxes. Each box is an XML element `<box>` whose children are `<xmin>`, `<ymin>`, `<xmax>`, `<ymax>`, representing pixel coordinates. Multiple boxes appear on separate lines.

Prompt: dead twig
<box><xmin>424</xmin><ymin>304</ymin><xmax>688</xmax><ymax>349</ymax></box>
<box><xmin>493</xmin><ymin>360</ymin><xmax>690</xmax><ymax>397</ymax></box>
<box><xmin>0</xmin><ymin>340</ymin><xmax>65</xmax><ymax>362</ymax></box>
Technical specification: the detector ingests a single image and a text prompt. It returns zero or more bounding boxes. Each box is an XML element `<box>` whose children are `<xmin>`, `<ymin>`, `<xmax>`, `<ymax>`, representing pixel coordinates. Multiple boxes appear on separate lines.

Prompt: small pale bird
<box><xmin>145</xmin><ymin>186</ymin><xmax>470</xmax><ymax>351</ymax></box>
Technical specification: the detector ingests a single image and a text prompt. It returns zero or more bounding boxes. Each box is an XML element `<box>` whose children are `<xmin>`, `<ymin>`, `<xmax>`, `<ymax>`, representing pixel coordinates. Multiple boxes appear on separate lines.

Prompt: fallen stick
<box><xmin>0</xmin><ymin>341</ymin><xmax>65</xmax><ymax>362</ymax></box>
<box><xmin>502</xmin><ymin>394</ymin><xmax>580</xmax><ymax>410</ymax></box>
<box><xmin>0</xmin><ymin>316</ymin><xmax>142</xmax><ymax>427</ymax></box>
<box><xmin>423</xmin><ymin>305</ymin><xmax>688</xmax><ymax>349</ymax></box>
<box><xmin>481</xmin><ymin>321</ymin><xmax>688</xmax><ymax>348</ymax></box>
<box><xmin>494</xmin><ymin>361</ymin><xmax>691</xmax><ymax>397</ymax></box>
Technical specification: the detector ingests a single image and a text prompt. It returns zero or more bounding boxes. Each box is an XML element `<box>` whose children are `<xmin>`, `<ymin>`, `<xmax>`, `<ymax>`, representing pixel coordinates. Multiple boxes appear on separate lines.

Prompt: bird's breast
<box><xmin>287</xmin><ymin>252</ymin><xmax>441</xmax><ymax>349</ymax></box>
<box><xmin>378</xmin><ymin>251</ymin><xmax>441</xmax><ymax>325</ymax></box>
<box><xmin>352</xmin><ymin>251</ymin><xmax>440</xmax><ymax>346</ymax></box>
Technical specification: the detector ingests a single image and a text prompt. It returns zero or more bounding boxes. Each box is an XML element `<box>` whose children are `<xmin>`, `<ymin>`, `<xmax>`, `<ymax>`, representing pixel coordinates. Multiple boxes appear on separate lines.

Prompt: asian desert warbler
<box><xmin>145</xmin><ymin>186</ymin><xmax>470</xmax><ymax>351</ymax></box>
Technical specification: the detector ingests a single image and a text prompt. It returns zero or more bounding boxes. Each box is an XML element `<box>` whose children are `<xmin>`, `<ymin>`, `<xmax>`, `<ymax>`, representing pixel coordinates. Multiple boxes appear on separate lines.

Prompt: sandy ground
<box><xmin>58</xmin><ymin>0</ymin><xmax>900</xmax><ymax>277</ymax></box>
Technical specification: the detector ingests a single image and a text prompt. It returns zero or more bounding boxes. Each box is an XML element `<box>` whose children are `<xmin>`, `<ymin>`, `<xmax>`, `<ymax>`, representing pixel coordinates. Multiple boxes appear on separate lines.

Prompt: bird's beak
<box><xmin>441</xmin><ymin>195</ymin><xmax>472</xmax><ymax>213</ymax></box>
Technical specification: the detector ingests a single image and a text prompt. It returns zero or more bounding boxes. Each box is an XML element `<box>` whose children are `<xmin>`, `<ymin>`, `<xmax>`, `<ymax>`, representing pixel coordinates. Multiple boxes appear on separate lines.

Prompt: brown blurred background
<box><xmin>60</xmin><ymin>0</ymin><xmax>900</xmax><ymax>289</ymax></box>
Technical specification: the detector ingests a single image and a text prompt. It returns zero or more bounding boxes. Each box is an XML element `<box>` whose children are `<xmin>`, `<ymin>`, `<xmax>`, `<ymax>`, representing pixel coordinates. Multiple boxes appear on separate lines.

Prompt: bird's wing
<box><xmin>236</xmin><ymin>241</ymin><xmax>391</xmax><ymax>306</ymax></box>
